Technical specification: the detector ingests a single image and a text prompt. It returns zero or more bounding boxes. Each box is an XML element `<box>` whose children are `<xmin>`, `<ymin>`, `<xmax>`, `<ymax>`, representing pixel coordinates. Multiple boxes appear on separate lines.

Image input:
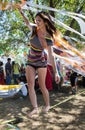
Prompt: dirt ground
<box><xmin>0</xmin><ymin>88</ymin><xmax>85</xmax><ymax>130</ymax></box>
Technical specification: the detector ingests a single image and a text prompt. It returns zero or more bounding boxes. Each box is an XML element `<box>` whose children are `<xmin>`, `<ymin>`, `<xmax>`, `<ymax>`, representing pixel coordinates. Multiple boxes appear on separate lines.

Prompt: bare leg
<box><xmin>26</xmin><ymin>65</ymin><xmax>38</xmax><ymax>116</ymax></box>
<box><xmin>37</xmin><ymin>68</ymin><xmax>50</xmax><ymax>113</ymax></box>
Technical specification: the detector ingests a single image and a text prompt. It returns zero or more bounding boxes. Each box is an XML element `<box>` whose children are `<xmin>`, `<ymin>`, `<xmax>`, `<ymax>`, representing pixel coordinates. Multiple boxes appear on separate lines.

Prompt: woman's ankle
<box><xmin>42</xmin><ymin>105</ymin><xmax>50</xmax><ymax>113</ymax></box>
<box><xmin>28</xmin><ymin>107</ymin><xmax>39</xmax><ymax>117</ymax></box>
<box><xmin>33</xmin><ymin>107</ymin><xmax>38</xmax><ymax>110</ymax></box>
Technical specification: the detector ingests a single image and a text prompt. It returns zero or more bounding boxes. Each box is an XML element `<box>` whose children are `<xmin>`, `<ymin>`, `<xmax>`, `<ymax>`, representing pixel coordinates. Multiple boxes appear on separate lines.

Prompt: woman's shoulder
<box><xmin>32</xmin><ymin>24</ymin><xmax>37</xmax><ymax>30</ymax></box>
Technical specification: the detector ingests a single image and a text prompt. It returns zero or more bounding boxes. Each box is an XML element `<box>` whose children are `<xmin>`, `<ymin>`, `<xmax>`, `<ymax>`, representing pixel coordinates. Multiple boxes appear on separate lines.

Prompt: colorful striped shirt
<box><xmin>27</xmin><ymin>34</ymin><xmax>53</xmax><ymax>67</ymax></box>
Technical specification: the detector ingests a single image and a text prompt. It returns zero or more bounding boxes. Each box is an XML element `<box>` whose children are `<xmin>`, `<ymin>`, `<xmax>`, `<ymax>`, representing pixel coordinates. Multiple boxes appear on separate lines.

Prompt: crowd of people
<box><xmin>0</xmin><ymin>58</ymin><xmax>28</xmax><ymax>97</ymax></box>
<box><xmin>0</xmin><ymin>58</ymin><xmax>26</xmax><ymax>85</ymax></box>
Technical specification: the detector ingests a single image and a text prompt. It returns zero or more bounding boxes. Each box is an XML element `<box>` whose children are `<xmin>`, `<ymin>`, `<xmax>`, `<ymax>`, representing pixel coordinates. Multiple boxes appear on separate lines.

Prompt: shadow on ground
<box><xmin>0</xmin><ymin>88</ymin><xmax>85</xmax><ymax>130</ymax></box>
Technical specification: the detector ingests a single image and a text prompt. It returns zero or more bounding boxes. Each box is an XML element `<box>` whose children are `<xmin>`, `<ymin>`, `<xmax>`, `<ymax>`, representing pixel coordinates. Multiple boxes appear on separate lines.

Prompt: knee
<box><xmin>27</xmin><ymin>80</ymin><xmax>35</xmax><ymax>90</ymax></box>
<box><xmin>40</xmin><ymin>86</ymin><xmax>47</xmax><ymax>93</ymax></box>
<box><xmin>28</xmin><ymin>85</ymin><xmax>35</xmax><ymax>93</ymax></box>
<box><xmin>27</xmin><ymin>81</ymin><xmax>34</xmax><ymax>87</ymax></box>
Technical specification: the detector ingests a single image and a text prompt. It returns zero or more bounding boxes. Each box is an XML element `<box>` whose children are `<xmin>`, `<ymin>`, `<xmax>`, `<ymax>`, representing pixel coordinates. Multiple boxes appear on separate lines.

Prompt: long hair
<box><xmin>31</xmin><ymin>11</ymin><xmax>56</xmax><ymax>37</ymax></box>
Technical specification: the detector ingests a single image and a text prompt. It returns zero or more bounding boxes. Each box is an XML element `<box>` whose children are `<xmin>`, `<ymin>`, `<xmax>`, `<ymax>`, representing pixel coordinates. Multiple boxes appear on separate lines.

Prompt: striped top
<box><xmin>27</xmin><ymin>33</ymin><xmax>53</xmax><ymax>67</ymax></box>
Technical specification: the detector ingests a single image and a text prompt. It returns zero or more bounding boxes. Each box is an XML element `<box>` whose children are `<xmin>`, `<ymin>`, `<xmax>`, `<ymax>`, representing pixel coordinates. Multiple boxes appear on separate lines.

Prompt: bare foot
<box><xmin>42</xmin><ymin>106</ymin><xmax>50</xmax><ymax>113</ymax></box>
<box><xmin>28</xmin><ymin>108</ymin><xmax>39</xmax><ymax>117</ymax></box>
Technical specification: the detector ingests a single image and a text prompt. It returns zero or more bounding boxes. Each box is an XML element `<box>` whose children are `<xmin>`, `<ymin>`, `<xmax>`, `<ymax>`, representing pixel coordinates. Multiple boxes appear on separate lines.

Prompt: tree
<box><xmin>0</xmin><ymin>0</ymin><xmax>85</xmax><ymax>54</ymax></box>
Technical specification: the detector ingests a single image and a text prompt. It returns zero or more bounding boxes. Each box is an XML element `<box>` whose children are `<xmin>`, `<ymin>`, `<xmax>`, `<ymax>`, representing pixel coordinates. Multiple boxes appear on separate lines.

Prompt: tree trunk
<box><xmin>65</xmin><ymin>5</ymin><xmax>84</xmax><ymax>36</ymax></box>
<box><xmin>49</xmin><ymin>0</ymin><xmax>55</xmax><ymax>17</ymax></box>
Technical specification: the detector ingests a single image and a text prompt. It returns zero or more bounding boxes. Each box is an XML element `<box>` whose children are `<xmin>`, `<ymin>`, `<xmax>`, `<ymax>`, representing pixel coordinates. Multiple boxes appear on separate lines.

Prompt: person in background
<box><xmin>17</xmin><ymin>77</ymin><xmax>28</xmax><ymax>98</ymax></box>
<box><xmin>44</xmin><ymin>52</ymin><xmax>54</xmax><ymax>91</ymax></box>
<box><xmin>56</xmin><ymin>59</ymin><xmax>64</xmax><ymax>91</ymax></box>
<box><xmin>18</xmin><ymin>7</ymin><xmax>60</xmax><ymax>117</ymax></box>
<box><xmin>12</xmin><ymin>61</ymin><xmax>20</xmax><ymax>84</ymax></box>
<box><xmin>46</xmin><ymin>63</ymin><xmax>54</xmax><ymax>91</ymax></box>
<box><xmin>20</xmin><ymin>63</ymin><xmax>25</xmax><ymax>76</ymax></box>
<box><xmin>0</xmin><ymin>61</ymin><xmax>5</xmax><ymax>85</ymax></box>
<box><xmin>5</xmin><ymin>58</ymin><xmax>12</xmax><ymax>85</ymax></box>
<box><xmin>11</xmin><ymin>76</ymin><xmax>28</xmax><ymax>99</ymax></box>
<box><xmin>69</xmin><ymin>71</ymin><xmax>78</xmax><ymax>94</ymax></box>
<box><xmin>19</xmin><ymin>63</ymin><xmax>26</xmax><ymax>83</ymax></box>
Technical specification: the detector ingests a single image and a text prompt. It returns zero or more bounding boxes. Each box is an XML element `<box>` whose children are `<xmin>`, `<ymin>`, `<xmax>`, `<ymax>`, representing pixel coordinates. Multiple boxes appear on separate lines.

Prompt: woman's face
<box><xmin>35</xmin><ymin>16</ymin><xmax>45</xmax><ymax>29</ymax></box>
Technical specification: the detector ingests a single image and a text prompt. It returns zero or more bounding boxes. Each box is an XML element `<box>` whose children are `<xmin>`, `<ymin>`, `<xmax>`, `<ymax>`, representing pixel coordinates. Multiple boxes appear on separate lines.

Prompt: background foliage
<box><xmin>0</xmin><ymin>0</ymin><xmax>85</xmax><ymax>55</ymax></box>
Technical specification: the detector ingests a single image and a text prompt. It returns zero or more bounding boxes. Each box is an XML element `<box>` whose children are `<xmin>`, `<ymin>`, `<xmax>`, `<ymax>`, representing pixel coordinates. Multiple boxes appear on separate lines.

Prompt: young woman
<box><xmin>18</xmin><ymin>7</ymin><xmax>60</xmax><ymax>117</ymax></box>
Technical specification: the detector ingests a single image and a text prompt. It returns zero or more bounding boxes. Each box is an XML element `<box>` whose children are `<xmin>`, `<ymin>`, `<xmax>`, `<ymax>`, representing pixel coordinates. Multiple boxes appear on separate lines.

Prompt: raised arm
<box><xmin>18</xmin><ymin>7</ymin><xmax>32</xmax><ymax>31</ymax></box>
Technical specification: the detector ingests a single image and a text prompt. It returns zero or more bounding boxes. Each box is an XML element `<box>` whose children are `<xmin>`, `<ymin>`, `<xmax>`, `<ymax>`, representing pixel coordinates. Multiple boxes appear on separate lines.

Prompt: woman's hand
<box><xmin>17</xmin><ymin>5</ymin><xmax>23</xmax><ymax>13</ymax></box>
<box><xmin>55</xmin><ymin>72</ymin><xmax>60</xmax><ymax>84</ymax></box>
<box><xmin>16</xmin><ymin>4</ymin><xmax>23</xmax><ymax>14</ymax></box>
